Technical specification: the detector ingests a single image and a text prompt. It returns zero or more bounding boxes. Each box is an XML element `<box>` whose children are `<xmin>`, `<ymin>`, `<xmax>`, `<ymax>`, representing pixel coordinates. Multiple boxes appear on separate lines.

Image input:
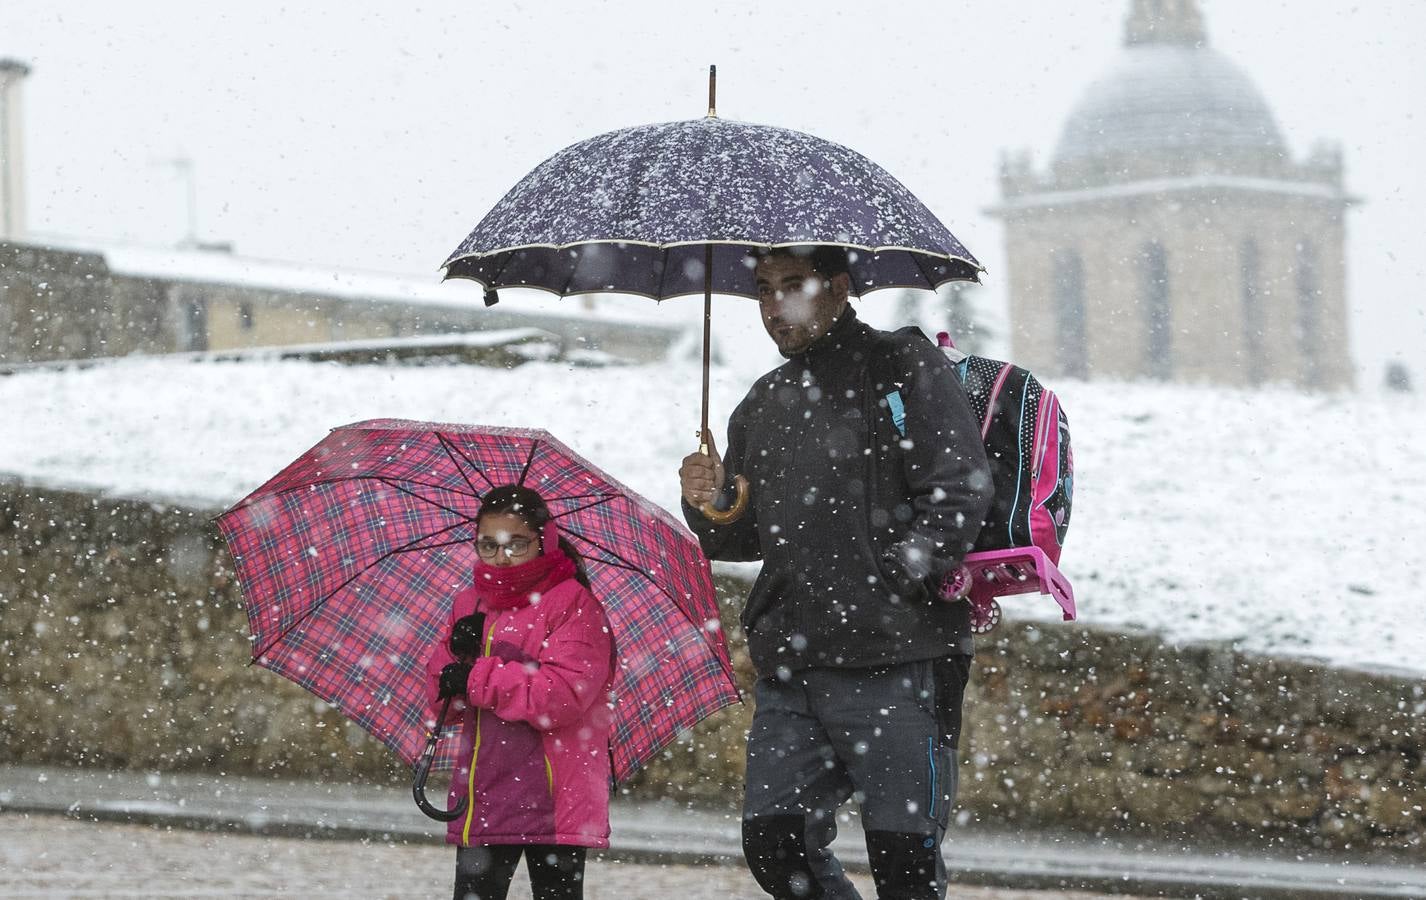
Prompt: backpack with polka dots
<box><xmin>875</xmin><ymin>326</ymin><xmax>1073</xmax><ymax>565</ymax></box>
<box><xmin>935</xmin><ymin>331</ymin><xmax>1073</xmax><ymax>564</ymax></box>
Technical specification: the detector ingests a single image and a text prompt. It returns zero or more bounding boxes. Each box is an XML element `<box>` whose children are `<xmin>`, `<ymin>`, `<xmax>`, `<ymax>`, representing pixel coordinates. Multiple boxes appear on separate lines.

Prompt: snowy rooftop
<box><xmin>1</xmin><ymin>351</ymin><xmax>1421</xmax><ymax>677</ymax></box>
<box><xmin>26</xmin><ymin>233</ymin><xmax>699</xmax><ymax>328</ymax></box>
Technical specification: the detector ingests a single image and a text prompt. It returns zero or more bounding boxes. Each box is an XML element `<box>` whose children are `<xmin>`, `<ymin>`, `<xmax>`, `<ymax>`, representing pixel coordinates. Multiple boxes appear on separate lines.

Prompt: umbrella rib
<box><xmin>549</xmin><ymin>495</ymin><xmax>620</xmax><ymax>518</ymax></box>
<box><xmin>378</xmin><ymin>477</ymin><xmax>478</xmax><ymax>524</ymax></box>
<box><xmin>249</xmin><ymin>516</ymin><xmax>475</xmax><ymax>663</ymax></box>
<box><xmin>568</xmin><ymin>542</ymin><xmax>741</xmax><ymax>695</ymax></box>
<box><xmin>654</xmin><ymin>245</ymin><xmax>674</xmax><ymax>300</ymax></box>
<box><xmin>545</xmin><ymin>491</ymin><xmax>623</xmax><ymax>505</ymax></box>
<box><xmin>482</xmin><ymin>247</ymin><xmax>519</xmax><ymax>292</ymax></box>
<box><xmin>558</xmin><ymin>528</ymin><xmax>648</xmax><ymax>574</ymax></box>
<box><xmin>908</xmin><ymin>247</ymin><xmax>941</xmax><ymax>291</ymax></box>
<box><xmin>391</xmin><ymin>532</ymin><xmax>475</xmax><ymax>555</ymax></box>
<box><xmin>517</xmin><ymin>439</ymin><xmax>541</xmax><ymax>487</ymax></box>
<box><xmin>227</xmin><ymin>475</ymin><xmax>479</xmax><ymax>513</ymax></box>
<box><xmin>566</xmin><ymin>528</ymin><xmax>741</xmax><ymax>692</ymax></box>
<box><xmin>578</xmin><ymin>554</ymin><xmax>652</xmax><ymax>579</ymax></box>
<box><xmin>435</xmin><ymin>432</ymin><xmax>495</xmax><ymax>494</ymax></box>
<box><xmin>559</xmin><ymin>242</ymin><xmax>592</xmax><ymax>296</ymax></box>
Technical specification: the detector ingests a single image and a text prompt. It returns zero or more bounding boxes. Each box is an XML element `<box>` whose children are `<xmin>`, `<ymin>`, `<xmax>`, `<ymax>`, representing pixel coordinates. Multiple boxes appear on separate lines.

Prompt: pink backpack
<box><xmin>873</xmin><ymin>328</ymin><xmax>1076</xmax><ymax>631</ymax></box>
<box><xmin>936</xmin><ymin>331</ymin><xmax>1072</xmax><ymax>564</ymax></box>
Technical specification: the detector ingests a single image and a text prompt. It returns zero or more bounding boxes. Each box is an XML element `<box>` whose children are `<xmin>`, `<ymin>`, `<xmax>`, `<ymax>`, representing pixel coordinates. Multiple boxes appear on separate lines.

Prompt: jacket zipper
<box><xmin>460</xmin><ymin>708</ymin><xmax>484</xmax><ymax>844</ymax></box>
<box><xmin>459</xmin><ymin>621</ymin><xmax>496</xmax><ymax>844</ymax></box>
<box><xmin>786</xmin><ymin>370</ymin><xmax>810</xmax><ymax>645</ymax></box>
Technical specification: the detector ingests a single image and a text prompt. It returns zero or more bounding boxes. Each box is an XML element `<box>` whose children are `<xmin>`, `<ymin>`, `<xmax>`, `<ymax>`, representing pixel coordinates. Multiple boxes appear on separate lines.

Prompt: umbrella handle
<box><xmin>696</xmin><ymin>435</ymin><xmax>749</xmax><ymax>528</ymax></box>
<box><xmin>695</xmin><ymin>432</ymin><xmax>749</xmax><ymax>525</ymax></box>
<box><xmin>412</xmin><ymin>695</ymin><xmax>469</xmax><ymax>823</ymax></box>
<box><xmin>699</xmin><ymin>474</ymin><xmax>748</xmax><ymax>525</ymax></box>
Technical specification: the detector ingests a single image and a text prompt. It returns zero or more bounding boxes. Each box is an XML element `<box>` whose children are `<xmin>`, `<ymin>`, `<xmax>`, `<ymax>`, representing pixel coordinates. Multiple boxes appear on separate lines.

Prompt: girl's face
<box><xmin>476</xmin><ymin>512</ymin><xmax>541</xmax><ymax>567</ymax></box>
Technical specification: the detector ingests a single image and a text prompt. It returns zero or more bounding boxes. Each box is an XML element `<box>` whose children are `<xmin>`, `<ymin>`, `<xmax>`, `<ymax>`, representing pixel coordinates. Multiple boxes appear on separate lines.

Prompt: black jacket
<box><xmin>684</xmin><ymin>308</ymin><xmax>993</xmax><ymax>674</ymax></box>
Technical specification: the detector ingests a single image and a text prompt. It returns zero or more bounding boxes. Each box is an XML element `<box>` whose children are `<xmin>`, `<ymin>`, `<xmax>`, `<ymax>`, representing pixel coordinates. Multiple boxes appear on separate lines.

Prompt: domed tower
<box><xmin>991</xmin><ymin>0</ymin><xmax>1355</xmax><ymax>389</ymax></box>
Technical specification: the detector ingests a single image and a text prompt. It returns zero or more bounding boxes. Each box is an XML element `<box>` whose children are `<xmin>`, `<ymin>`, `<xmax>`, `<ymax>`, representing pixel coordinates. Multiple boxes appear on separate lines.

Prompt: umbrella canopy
<box><xmin>216</xmin><ymin>419</ymin><xmax>739</xmax><ymax>781</ymax></box>
<box><xmin>441</xmin><ymin>76</ymin><xmax>983</xmax><ymax>526</ymax></box>
<box><xmin>443</xmin><ymin>116</ymin><xmax>983</xmax><ymax>300</ymax></box>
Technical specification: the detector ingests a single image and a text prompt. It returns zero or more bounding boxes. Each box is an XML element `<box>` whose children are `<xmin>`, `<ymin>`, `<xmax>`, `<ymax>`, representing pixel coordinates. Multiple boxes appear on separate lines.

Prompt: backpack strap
<box><xmin>867</xmin><ymin>326</ymin><xmax>930</xmax><ymax>438</ymax></box>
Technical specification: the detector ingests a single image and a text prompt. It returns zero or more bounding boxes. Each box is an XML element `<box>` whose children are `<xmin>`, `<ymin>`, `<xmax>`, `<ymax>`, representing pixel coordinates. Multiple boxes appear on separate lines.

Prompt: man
<box><xmin>679</xmin><ymin>246</ymin><xmax>994</xmax><ymax>899</ymax></box>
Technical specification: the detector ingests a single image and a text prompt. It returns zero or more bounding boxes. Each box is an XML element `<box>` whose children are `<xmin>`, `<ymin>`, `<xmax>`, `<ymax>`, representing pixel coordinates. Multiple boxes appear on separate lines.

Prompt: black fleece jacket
<box><xmin>683</xmin><ymin>307</ymin><xmax>993</xmax><ymax>674</ymax></box>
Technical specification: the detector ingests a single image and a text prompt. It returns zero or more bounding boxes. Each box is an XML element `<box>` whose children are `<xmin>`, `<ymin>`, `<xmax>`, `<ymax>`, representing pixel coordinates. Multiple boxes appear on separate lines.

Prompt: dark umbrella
<box><xmin>443</xmin><ymin>67</ymin><xmax>982</xmax><ymax>522</ymax></box>
<box><xmin>215</xmin><ymin>419</ymin><xmax>739</xmax><ymax>818</ymax></box>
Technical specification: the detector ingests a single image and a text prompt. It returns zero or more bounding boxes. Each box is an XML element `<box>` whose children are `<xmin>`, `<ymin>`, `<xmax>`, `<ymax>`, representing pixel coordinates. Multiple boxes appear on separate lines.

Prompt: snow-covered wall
<box><xmin>0</xmin><ymin>353</ymin><xmax>1421</xmax><ymax>676</ymax></box>
<box><xmin>2</xmin><ymin>482</ymin><xmax>1420</xmax><ymax>851</ymax></box>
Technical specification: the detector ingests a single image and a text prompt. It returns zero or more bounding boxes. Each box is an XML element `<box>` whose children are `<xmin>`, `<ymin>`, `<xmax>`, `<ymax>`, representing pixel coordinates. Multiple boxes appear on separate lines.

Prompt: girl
<box><xmin>425</xmin><ymin>484</ymin><xmax>615</xmax><ymax>900</ymax></box>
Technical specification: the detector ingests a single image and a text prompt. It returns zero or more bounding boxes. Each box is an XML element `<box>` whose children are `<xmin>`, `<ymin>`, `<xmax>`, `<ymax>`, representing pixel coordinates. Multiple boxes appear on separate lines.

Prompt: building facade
<box><xmin>992</xmin><ymin>0</ymin><xmax>1355</xmax><ymax>389</ymax></box>
<box><xmin>0</xmin><ymin>59</ymin><xmax>30</xmax><ymax>241</ymax></box>
<box><xmin>0</xmin><ymin>239</ymin><xmax>681</xmax><ymax>367</ymax></box>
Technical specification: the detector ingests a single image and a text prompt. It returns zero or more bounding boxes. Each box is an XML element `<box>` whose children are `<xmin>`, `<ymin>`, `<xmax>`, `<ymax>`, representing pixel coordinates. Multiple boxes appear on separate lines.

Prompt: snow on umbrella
<box><xmin>442</xmin><ymin>67</ymin><xmax>983</xmax><ymax>523</ymax></box>
<box><xmin>442</xmin><ymin>85</ymin><xmax>981</xmax><ymax>297</ymax></box>
<box><xmin>215</xmin><ymin>419</ymin><xmax>739</xmax><ymax>790</ymax></box>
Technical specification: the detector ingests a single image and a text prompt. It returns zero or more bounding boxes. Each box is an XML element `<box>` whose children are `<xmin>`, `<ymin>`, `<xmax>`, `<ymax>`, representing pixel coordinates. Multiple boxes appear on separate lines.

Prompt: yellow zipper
<box><xmin>461</xmin><ymin>708</ymin><xmax>483</xmax><ymax>843</ymax></box>
<box><xmin>459</xmin><ymin>622</ymin><xmax>497</xmax><ymax>843</ymax></box>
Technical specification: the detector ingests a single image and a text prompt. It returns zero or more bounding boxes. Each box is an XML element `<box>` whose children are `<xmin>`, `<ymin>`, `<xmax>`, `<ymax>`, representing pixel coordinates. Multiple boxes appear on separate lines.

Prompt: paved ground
<box><xmin>0</xmin><ymin>814</ymin><xmax>1152</xmax><ymax>900</ymax></box>
<box><xmin>2</xmin><ymin>766</ymin><xmax>1423</xmax><ymax>899</ymax></box>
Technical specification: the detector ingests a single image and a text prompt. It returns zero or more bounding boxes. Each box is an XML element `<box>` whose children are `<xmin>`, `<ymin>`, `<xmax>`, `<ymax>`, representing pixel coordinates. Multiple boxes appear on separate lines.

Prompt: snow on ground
<box><xmin>0</xmin><ymin>813</ymin><xmax>1153</xmax><ymax>900</ymax></box>
<box><xmin>0</xmin><ymin>351</ymin><xmax>1421</xmax><ymax>676</ymax></box>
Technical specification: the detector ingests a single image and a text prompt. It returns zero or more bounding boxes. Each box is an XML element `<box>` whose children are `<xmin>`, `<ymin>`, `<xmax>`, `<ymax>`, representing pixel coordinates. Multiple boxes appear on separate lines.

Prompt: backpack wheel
<box><xmin>939</xmin><ymin>564</ymin><xmax>972</xmax><ymax>602</ymax></box>
<box><xmin>969</xmin><ymin>598</ymin><xmax>1002</xmax><ymax>634</ymax></box>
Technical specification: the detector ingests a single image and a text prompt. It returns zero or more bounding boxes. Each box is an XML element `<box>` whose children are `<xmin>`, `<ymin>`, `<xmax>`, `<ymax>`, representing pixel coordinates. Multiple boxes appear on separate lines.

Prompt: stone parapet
<box><xmin>1</xmin><ymin>481</ymin><xmax>1420</xmax><ymax>853</ymax></box>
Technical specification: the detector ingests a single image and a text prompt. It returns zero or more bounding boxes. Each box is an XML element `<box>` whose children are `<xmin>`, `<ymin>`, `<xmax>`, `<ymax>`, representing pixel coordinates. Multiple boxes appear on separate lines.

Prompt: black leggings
<box><xmin>454</xmin><ymin>844</ymin><xmax>586</xmax><ymax>900</ymax></box>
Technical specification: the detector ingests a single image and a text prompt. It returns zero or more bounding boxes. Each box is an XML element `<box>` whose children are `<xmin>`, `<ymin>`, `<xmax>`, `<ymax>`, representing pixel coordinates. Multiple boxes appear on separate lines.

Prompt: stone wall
<box><xmin>0</xmin><ymin>481</ymin><xmax>405</xmax><ymax>780</ymax></box>
<box><xmin>961</xmin><ymin>626</ymin><xmax>1423</xmax><ymax>852</ymax></box>
<box><xmin>1</xmin><ymin>481</ymin><xmax>1421</xmax><ymax>853</ymax></box>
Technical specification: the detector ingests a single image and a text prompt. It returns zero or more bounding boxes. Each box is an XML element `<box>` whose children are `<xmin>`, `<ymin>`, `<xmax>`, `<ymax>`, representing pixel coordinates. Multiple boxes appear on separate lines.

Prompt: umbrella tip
<box><xmin>483</xmin><ymin>288</ymin><xmax>500</xmax><ymax>307</ymax></box>
<box><xmin>706</xmin><ymin>64</ymin><xmax>716</xmax><ymax>118</ymax></box>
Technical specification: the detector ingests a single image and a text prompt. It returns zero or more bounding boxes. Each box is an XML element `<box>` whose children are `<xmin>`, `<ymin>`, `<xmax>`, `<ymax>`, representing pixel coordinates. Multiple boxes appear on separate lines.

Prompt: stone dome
<box><xmin>1051</xmin><ymin>1</ymin><xmax>1286</xmax><ymax>174</ymax></box>
<box><xmin>1053</xmin><ymin>46</ymin><xmax>1286</xmax><ymax>169</ymax></box>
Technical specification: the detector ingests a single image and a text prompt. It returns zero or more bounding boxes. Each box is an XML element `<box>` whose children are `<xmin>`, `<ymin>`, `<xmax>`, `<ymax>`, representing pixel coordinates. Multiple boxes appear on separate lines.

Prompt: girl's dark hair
<box><xmin>477</xmin><ymin>484</ymin><xmax>590</xmax><ymax>587</ymax></box>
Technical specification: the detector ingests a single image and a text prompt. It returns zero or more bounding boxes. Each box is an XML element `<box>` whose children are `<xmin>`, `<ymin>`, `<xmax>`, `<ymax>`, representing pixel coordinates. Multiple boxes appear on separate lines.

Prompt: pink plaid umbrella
<box><xmin>215</xmin><ymin>419</ymin><xmax>739</xmax><ymax>782</ymax></box>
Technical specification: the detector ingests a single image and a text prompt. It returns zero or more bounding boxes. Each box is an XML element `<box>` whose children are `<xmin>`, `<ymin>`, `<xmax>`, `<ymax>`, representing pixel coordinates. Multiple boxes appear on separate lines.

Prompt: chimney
<box><xmin>0</xmin><ymin>59</ymin><xmax>32</xmax><ymax>241</ymax></box>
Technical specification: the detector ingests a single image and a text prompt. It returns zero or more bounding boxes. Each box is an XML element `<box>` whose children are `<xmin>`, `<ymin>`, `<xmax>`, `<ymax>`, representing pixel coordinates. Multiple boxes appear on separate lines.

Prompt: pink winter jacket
<box><xmin>424</xmin><ymin>562</ymin><xmax>615</xmax><ymax>848</ymax></box>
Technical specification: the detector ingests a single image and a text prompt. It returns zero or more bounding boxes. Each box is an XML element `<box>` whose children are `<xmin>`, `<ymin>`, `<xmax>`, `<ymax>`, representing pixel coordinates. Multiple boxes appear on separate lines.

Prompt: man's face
<box><xmin>755</xmin><ymin>254</ymin><xmax>849</xmax><ymax>357</ymax></box>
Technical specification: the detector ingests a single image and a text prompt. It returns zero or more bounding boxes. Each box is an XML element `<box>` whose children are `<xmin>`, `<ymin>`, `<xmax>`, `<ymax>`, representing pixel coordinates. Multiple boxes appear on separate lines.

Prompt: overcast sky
<box><xmin>2</xmin><ymin>0</ymin><xmax>1422</xmax><ymax>380</ymax></box>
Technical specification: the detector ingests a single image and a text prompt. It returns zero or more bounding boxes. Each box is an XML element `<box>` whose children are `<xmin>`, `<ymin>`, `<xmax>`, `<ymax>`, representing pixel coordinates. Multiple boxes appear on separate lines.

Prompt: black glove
<box><xmin>880</xmin><ymin>546</ymin><xmax>930</xmax><ymax>604</ymax></box>
<box><xmin>449</xmin><ymin>613</ymin><xmax>486</xmax><ymax>660</ymax></box>
<box><xmin>437</xmin><ymin>661</ymin><xmax>472</xmax><ymax>700</ymax></box>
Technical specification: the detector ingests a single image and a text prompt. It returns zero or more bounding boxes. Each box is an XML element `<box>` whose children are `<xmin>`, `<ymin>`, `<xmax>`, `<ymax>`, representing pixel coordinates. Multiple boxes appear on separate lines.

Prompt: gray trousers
<box><xmin>741</xmin><ymin>657</ymin><xmax>970</xmax><ymax>900</ymax></box>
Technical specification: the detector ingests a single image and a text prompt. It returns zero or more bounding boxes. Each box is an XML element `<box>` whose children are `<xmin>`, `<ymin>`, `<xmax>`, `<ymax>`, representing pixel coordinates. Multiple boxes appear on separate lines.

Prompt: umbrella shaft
<box><xmin>701</xmin><ymin>243</ymin><xmax>713</xmax><ymax>439</ymax></box>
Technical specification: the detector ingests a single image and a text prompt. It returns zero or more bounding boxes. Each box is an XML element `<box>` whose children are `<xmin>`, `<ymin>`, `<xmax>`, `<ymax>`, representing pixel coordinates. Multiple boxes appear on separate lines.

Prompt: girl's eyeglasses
<box><xmin>476</xmin><ymin>537</ymin><xmax>535</xmax><ymax>559</ymax></box>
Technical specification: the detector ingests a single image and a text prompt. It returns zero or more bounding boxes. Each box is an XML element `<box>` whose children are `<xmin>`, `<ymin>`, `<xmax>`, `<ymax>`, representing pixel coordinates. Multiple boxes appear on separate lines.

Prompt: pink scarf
<box><xmin>472</xmin><ymin>536</ymin><xmax>577</xmax><ymax>611</ymax></box>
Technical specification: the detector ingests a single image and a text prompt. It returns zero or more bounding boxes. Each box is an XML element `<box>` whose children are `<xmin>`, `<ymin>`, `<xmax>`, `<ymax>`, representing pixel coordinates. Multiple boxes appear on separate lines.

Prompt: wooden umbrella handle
<box><xmin>696</xmin><ymin>432</ymin><xmax>749</xmax><ymax>525</ymax></box>
<box><xmin>700</xmin><ymin>474</ymin><xmax>749</xmax><ymax>525</ymax></box>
